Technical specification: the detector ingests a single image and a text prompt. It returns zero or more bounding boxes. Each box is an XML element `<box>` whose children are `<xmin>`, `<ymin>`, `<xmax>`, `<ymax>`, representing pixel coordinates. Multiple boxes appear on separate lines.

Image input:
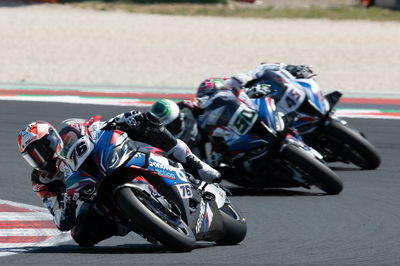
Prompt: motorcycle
<box><xmin>197</xmin><ymin>90</ymin><xmax>343</xmax><ymax>195</ymax></box>
<box><xmin>249</xmin><ymin>68</ymin><xmax>381</xmax><ymax>170</ymax></box>
<box><xmin>58</xmin><ymin>117</ymin><xmax>247</xmax><ymax>252</ymax></box>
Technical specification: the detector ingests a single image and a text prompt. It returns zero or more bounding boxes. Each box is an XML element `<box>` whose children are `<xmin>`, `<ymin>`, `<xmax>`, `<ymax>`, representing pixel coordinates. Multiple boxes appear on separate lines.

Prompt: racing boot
<box><xmin>167</xmin><ymin>139</ymin><xmax>221</xmax><ymax>183</ymax></box>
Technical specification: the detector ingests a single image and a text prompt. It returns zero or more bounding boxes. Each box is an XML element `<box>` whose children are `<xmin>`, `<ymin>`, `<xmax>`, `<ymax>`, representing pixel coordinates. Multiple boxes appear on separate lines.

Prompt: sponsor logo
<box><xmin>195</xmin><ymin>199</ymin><xmax>206</xmax><ymax>234</ymax></box>
<box><xmin>149</xmin><ymin>159</ymin><xmax>177</xmax><ymax>179</ymax></box>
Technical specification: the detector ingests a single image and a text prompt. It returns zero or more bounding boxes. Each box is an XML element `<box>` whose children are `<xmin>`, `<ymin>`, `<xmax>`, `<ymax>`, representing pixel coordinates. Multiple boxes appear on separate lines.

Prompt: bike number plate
<box><xmin>228</xmin><ymin>104</ymin><xmax>258</xmax><ymax>135</ymax></box>
<box><xmin>278</xmin><ymin>86</ymin><xmax>306</xmax><ymax>113</ymax></box>
<box><xmin>176</xmin><ymin>184</ymin><xmax>193</xmax><ymax>199</ymax></box>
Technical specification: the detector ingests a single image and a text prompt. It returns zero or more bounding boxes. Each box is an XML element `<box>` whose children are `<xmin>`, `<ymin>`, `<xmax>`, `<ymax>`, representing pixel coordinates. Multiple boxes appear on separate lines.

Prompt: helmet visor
<box><xmin>166</xmin><ymin>113</ymin><xmax>184</xmax><ymax>136</ymax></box>
<box><xmin>21</xmin><ymin>129</ymin><xmax>60</xmax><ymax>170</ymax></box>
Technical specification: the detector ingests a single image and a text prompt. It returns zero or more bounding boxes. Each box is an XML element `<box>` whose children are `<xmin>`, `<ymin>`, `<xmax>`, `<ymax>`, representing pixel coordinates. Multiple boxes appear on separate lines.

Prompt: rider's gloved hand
<box><xmin>205</xmin><ymin>152</ymin><xmax>223</xmax><ymax>168</ymax></box>
<box><xmin>245</xmin><ymin>84</ymin><xmax>271</xmax><ymax>98</ymax></box>
<box><xmin>61</xmin><ymin>192</ymin><xmax>79</xmax><ymax>216</ymax></box>
<box><xmin>285</xmin><ymin>64</ymin><xmax>314</xmax><ymax>79</ymax></box>
<box><xmin>102</xmin><ymin>110</ymin><xmax>144</xmax><ymax>131</ymax></box>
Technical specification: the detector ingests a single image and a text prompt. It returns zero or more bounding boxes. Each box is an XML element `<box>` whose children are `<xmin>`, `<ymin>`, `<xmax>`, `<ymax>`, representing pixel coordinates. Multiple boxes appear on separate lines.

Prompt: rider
<box><xmin>150</xmin><ymin>76</ymin><xmax>272</xmax><ymax>161</ymax></box>
<box><xmin>151</xmin><ymin>63</ymin><xmax>313</xmax><ymax>151</ymax></box>
<box><xmin>17</xmin><ymin>111</ymin><xmax>220</xmax><ymax>247</ymax></box>
<box><xmin>224</xmin><ymin>62</ymin><xmax>314</xmax><ymax>93</ymax></box>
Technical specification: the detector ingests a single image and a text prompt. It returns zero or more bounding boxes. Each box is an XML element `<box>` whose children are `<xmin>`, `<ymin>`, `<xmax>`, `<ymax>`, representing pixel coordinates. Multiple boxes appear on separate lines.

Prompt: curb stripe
<box><xmin>340</xmin><ymin>98</ymin><xmax>400</xmax><ymax>105</ymax></box>
<box><xmin>0</xmin><ymin>204</ymin><xmax>35</xmax><ymax>213</ymax></box>
<box><xmin>2</xmin><ymin>88</ymin><xmax>400</xmax><ymax>105</ymax></box>
<box><xmin>0</xmin><ymin>212</ymin><xmax>52</xmax><ymax>220</ymax></box>
<box><xmin>0</xmin><ymin>229</ymin><xmax>61</xmax><ymax>236</ymax></box>
<box><xmin>0</xmin><ymin>236</ymin><xmax>53</xmax><ymax>243</ymax></box>
<box><xmin>0</xmin><ymin>89</ymin><xmax>193</xmax><ymax>100</ymax></box>
<box><xmin>0</xmin><ymin>221</ymin><xmax>55</xmax><ymax>229</ymax></box>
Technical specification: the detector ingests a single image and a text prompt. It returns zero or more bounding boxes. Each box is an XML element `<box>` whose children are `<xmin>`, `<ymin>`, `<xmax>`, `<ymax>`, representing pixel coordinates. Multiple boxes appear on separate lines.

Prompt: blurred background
<box><xmin>0</xmin><ymin>0</ymin><xmax>399</xmax><ymax>94</ymax></box>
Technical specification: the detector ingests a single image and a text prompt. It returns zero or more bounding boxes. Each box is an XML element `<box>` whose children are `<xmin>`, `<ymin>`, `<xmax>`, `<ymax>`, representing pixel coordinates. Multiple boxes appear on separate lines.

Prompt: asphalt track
<box><xmin>1</xmin><ymin>100</ymin><xmax>399</xmax><ymax>265</ymax></box>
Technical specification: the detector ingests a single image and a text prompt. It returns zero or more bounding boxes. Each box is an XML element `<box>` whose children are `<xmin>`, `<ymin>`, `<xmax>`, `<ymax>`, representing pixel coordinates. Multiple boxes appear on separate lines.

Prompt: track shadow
<box><xmin>224</xmin><ymin>186</ymin><xmax>325</xmax><ymax>197</ymax></box>
<box><xmin>21</xmin><ymin>242</ymin><xmax>216</xmax><ymax>255</ymax></box>
<box><xmin>329</xmin><ymin>166</ymin><xmax>362</xmax><ymax>171</ymax></box>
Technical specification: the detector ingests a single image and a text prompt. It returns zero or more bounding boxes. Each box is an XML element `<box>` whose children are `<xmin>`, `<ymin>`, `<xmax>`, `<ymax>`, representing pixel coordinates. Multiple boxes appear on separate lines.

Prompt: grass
<box><xmin>67</xmin><ymin>1</ymin><xmax>400</xmax><ymax>21</ymax></box>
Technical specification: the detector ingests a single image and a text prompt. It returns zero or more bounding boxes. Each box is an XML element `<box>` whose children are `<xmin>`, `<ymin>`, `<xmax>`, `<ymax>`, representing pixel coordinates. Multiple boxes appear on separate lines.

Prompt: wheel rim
<box><xmin>134</xmin><ymin>192</ymin><xmax>192</xmax><ymax>237</ymax></box>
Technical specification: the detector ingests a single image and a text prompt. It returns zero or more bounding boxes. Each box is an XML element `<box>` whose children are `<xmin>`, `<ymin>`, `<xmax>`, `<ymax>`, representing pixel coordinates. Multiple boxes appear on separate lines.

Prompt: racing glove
<box><xmin>245</xmin><ymin>84</ymin><xmax>271</xmax><ymax>98</ymax></box>
<box><xmin>285</xmin><ymin>64</ymin><xmax>314</xmax><ymax>79</ymax></box>
<box><xmin>61</xmin><ymin>192</ymin><xmax>79</xmax><ymax>215</ymax></box>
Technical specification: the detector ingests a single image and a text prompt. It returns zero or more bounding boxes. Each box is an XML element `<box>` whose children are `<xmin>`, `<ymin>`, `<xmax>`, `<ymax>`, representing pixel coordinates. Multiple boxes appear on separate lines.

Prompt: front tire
<box><xmin>322</xmin><ymin>120</ymin><xmax>381</xmax><ymax>170</ymax></box>
<box><xmin>216</xmin><ymin>203</ymin><xmax>247</xmax><ymax>245</ymax></box>
<box><xmin>281</xmin><ymin>144</ymin><xmax>344</xmax><ymax>195</ymax></box>
<box><xmin>115</xmin><ymin>187</ymin><xmax>196</xmax><ymax>252</ymax></box>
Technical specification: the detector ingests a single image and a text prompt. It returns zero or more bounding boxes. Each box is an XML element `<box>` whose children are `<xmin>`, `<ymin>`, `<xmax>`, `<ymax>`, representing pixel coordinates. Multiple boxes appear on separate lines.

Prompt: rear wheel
<box><xmin>216</xmin><ymin>203</ymin><xmax>247</xmax><ymax>245</ymax></box>
<box><xmin>320</xmin><ymin>120</ymin><xmax>381</xmax><ymax>170</ymax></box>
<box><xmin>281</xmin><ymin>144</ymin><xmax>343</xmax><ymax>195</ymax></box>
<box><xmin>115</xmin><ymin>187</ymin><xmax>196</xmax><ymax>252</ymax></box>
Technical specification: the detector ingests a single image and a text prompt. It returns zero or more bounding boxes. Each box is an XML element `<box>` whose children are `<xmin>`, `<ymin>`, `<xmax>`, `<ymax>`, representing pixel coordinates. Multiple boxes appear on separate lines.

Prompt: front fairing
<box><xmin>295</xmin><ymin>78</ymin><xmax>329</xmax><ymax>114</ymax></box>
<box><xmin>226</xmin><ymin>97</ymin><xmax>282</xmax><ymax>156</ymax></box>
<box><xmin>63</xmin><ymin>130</ymin><xmax>136</xmax><ymax>191</ymax></box>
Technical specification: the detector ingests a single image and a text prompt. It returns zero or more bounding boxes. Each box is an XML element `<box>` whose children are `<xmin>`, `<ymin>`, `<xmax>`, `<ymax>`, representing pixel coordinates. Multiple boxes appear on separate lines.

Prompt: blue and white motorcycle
<box><xmin>248</xmin><ymin>68</ymin><xmax>381</xmax><ymax>170</ymax></box>
<box><xmin>197</xmin><ymin>90</ymin><xmax>343</xmax><ymax>195</ymax></box>
<box><xmin>58</xmin><ymin>117</ymin><xmax>247</xmax><ymax>252</ymax></box>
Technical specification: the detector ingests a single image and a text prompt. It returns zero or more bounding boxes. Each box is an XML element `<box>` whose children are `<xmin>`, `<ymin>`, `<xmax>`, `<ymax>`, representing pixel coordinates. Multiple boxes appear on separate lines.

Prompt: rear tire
<box><xmin>115</xmin><ymin>187</ymin><xmax>196</xmax><ymax>252</ymax></box>
<box><xmin>216</xmin><ymin>203</ymin><xmax>247</xmax><ymax>245</ymax></box>
<box><xmin>323</xmin><ymin>120</ymin><xmax>381</xmax><ymax>170</ymax></box>
<box><xmin>281</xmin><ymin>144</ymin><xmax>343</xmax><ymax>195</ymax></box>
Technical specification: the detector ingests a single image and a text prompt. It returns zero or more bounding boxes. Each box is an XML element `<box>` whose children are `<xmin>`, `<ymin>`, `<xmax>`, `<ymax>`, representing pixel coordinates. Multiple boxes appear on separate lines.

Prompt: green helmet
<box><xmin>150</xmin><ymin>99</ymin><xmax>181</xmax><ymax>125</ymax></box>
<box><xmin>151</xmin><ymin>99</ymin><xmax>185</xmax><ymax>137</ymax></box>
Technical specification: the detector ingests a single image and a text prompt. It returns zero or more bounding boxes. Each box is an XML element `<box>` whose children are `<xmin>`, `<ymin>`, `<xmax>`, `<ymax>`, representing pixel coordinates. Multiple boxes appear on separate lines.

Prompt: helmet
<box><xmin>58</xmin><ymin>124</ymin><xmax>83</xmax><ymax>160</ymax></box>
<box><xmin>17</xmin><ymin>121</ymin><xmax>62</xmax><ymax>172</ymax></box>
<box><xmin>196</xmin><ymin>77</ymin><xmax>227</xmax><ymax>98</ymax></box>
<box><xmin>150</xmin><ymin>99</ymin><xmax>185</xmax><ymax>137</ymax></box>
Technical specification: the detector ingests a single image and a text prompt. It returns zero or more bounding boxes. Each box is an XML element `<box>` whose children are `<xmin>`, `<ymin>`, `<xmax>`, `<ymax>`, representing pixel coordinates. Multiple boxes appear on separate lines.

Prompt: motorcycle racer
<box><xmin>224</xmin><ymin>63</ymin><xmax>314</xmax><ymax>91</ymax></box>
<box><xmin>150</xmin><ymin>77</ymin><xmax>270</xmax><ymax>146</ymax></box>
<box><xmin>17</xmin><ymin>111</ymin><xmax>220</xmax><ymax>246</ymax></box>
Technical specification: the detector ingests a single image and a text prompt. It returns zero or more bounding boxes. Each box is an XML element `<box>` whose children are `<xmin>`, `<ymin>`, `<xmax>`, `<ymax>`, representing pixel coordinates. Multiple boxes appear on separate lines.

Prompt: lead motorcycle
<box><xmin>197</xmin><ymin>90</ymin><xmax>343</xmax><ymax>195</ymax></box>
<box><xmin>247</xmin><ymin>68</ymin><xmax>381</xmax><ymax>170</ymax></box>
<box><xmin>58</xmin><ymin>117</ymin><xmax>247</xmax><ymax>252</ymax></box>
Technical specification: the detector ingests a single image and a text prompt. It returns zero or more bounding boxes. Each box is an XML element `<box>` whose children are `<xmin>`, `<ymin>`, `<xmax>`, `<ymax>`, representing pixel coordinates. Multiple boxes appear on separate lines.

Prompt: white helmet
<box><xmin>150</xmin><ymin>99</ymin><xmax>185</xmax><ymax>137</ymax></box>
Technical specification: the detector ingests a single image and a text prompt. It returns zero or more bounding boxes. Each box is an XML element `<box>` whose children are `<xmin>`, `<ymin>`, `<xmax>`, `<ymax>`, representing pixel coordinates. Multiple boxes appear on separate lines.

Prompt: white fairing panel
<box><xmin>276</xmin><ymin>84</ymin><xmax>306</xmax><ymax>114</ymax></box>
<box><xmin>203</xmin><ymin>184</ymin><xmax>226</xmax><ymax>208</ymax></box>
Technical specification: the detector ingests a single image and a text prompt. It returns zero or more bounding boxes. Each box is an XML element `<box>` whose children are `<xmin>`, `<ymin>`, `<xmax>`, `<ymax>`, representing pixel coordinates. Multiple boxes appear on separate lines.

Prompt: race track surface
<box><xmin>1</xmin><ymin>101</ymin><xmax>399</xmax><ymax>265</ymax></box>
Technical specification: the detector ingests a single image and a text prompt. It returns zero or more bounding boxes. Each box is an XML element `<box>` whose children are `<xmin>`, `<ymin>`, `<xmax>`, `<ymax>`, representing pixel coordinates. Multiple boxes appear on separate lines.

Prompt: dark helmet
<box><xmin>196</xmin><ymin>77</ymin><xmax>228</xmax><ymax>98</ymax></box>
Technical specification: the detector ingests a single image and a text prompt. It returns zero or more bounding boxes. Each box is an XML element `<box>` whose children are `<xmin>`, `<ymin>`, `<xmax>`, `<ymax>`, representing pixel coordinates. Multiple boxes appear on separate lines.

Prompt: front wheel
<box><xmin>216</xmin><ymin>203</ymin><xmax>247</xmax><ymax>245</ymax></box>
<box><xmin>115</xmin><ymin>187</ymin><xmax>196</xmax><ymax>252</ymax></box>
<box><xmin>281</xmin><ymin>144</ymin><xmax>344</xmax><ymax>195</ymax></box>
<box><xmin>322</xmin><ymin>120</ymin><xmax>381</xmax><ymax>170</ymax></box>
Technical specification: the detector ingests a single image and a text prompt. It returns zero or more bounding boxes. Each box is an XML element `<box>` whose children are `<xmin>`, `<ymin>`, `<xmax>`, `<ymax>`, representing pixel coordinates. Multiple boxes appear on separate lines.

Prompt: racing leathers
<box><xmin>31</xmin><ymin>168</ymin><xmax>73</xmax><ymax>230</ymax></box>
<box><xmin>176</xmin><ymin>88</ymin><xmax>258</xmax><ymax>167</ymax></box>
<box><xmin>224</xmin><ymin>63</ymin><xmax>314</xmax><ymax>91</ymax></box>
<box><xmin>105</xmin><ymin>110</ymin><xmax>220</xmax><ymax>183</ymax></box>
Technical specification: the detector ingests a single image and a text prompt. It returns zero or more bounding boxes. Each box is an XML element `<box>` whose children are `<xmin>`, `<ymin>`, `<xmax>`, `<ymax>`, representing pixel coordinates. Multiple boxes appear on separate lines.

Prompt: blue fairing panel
<box><xmin>125</xmin><ymin>152</ymin><xmax>147</xmax><ymax>168</ymax></box>
<box><xmin>296</xmin><ymin>81</ymin><xmax>323</xmax><ymax>112</ymax></box>
<box><xmin>227</xmin><ymin>134</ymin><xmax>267</xmax><ymax>153</ymax></box>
